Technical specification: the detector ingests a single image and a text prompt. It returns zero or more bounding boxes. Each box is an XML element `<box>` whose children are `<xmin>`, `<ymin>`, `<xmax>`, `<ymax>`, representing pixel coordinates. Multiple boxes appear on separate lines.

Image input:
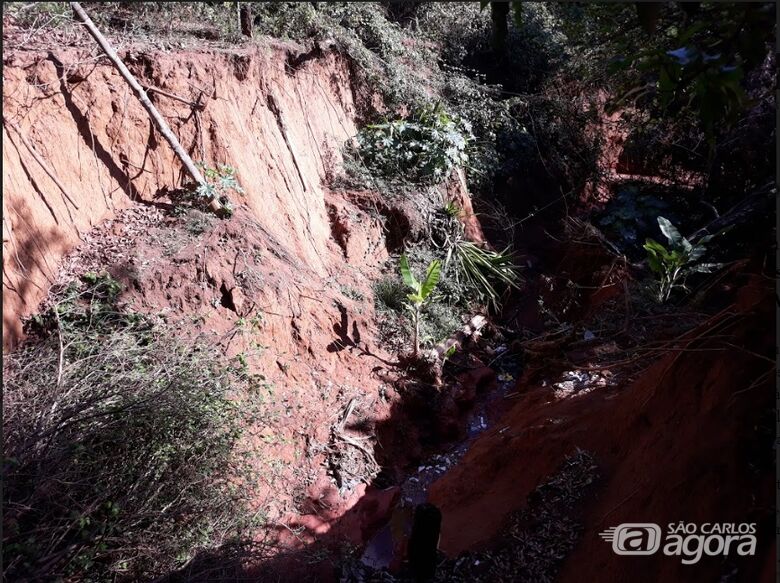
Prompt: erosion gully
<box><xmin>361</xmin><ymin>334</ymin><xmax>522</xmax><ymax>570</ymax></box>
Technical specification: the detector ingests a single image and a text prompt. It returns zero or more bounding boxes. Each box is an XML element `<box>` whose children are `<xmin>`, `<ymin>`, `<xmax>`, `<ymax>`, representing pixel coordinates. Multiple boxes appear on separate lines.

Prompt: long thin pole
<box><xmin>69</xmin><ymin>2</ymin><xmax>221</xmax><ymax>213</ymax></box>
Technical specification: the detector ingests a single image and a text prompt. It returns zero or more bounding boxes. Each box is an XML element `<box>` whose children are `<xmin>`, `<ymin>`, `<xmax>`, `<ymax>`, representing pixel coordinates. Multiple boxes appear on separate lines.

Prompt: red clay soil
<box><xmin>2</xmin><ymin>38</ymin><xmax>485</xmax><ymax>561</ymax></box>
<box><xmin>429</xmin><ymin>263</ymin><xmax>774</xmax><ymax>582</ymax></box>
<box><xmin>2</xmin><ymin>40</ymin><xmax>361</xmax><ymax>348</ymax></box>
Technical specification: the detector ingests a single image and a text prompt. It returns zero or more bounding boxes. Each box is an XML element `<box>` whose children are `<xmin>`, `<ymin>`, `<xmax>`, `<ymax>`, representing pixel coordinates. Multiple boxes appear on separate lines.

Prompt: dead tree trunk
<box><xmin>69</xmin><ymin>2</ymin><xmax>222</xmax><ymax>214</ymax></box>
<box><xmin>490</xmin><ymin>1</ymin><xmax>509</xmax><ymax>54</ymax></box>
<box><xmin>240</xmin><ymin>3</ymin><xmax>253</xmax><ymax>38</ymax></box>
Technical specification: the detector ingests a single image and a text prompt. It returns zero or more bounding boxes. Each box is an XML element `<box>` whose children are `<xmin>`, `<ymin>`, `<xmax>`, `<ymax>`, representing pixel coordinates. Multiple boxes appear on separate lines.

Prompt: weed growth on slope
<box><xmin>354</xmin><ymin>104</ymin><xmax>474</xmax><ymax>184</ymax></box>
<box><xmin>3</xmin><ymin>274</ymin><xmax>263</xmax><ymax>581</ymax></box>
<box><xmin>447</xmin><ymin>241</ymin><xmax>522</xmax><ymax>310</ymax></box>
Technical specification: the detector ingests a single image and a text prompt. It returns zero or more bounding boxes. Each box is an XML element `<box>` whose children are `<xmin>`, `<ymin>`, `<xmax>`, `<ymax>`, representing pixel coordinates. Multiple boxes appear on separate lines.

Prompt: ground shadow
<box><xmin>47</xmin><ymin>53</ymin><xmax>154</xmax><ymax>204</ymax></box>
<box><xmin>2</xmin><ymin>177</ymin><xmax>71</xmax><ymax>349</ymax></box>
<box><xmin>159</xmin><ymin>319</ymin><xmax>505</xmax><ymax>582</ymax></box>
<box><xmin>327</xmin><ymin>301</ymin><xmax>399</xmax><ymax>368</ymax></box>
<box><xmin>326</xmin><ymin>301</ymin><xmax>361</xmax><ymax>352</ymax></box>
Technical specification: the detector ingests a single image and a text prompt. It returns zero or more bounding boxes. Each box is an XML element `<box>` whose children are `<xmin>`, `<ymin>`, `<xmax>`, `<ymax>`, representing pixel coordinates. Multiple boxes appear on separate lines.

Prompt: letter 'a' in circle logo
<box><xmin>599</xmin><ymin>523</ymin><xmax>662</xmax><ymax>555</ymax></box>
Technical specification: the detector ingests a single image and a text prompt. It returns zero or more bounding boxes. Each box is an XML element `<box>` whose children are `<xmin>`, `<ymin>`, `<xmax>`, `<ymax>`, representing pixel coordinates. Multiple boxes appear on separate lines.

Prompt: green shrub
<box><xmin>3</xmin><ymin>278</ymin><xmax>262</xmax><ymax>581</ymax></box>
<box><xmin>598</xmin><ymin>187</ymin><xmax>670</xmax><ymax>249</ymax></box>
<box><xmin>643</xmin><ymin>216</ymin><xmax>723</xmax><ymax>303</ymax></box>
<box><xmin>420</xmin><ymin>301</ymin><xmax>462</xmax><ymax>349</ymax></box>
<box><xmin>249</xmin><ymin>2</ymin><xmax>320</xmax><ymax>39</ymax></box>
<box><xmin>445</xmin><ymin>241</ymin><xmax>522</xmax><ymax>310</ymax></box>
<box><xmin>185</xmin><ymin>208</ymin><xmax>217</xmax><ymax>236</ymax></box>
<box><xmin>424</xmin><ymin>186</ymin><xmax>523</xmax><ymax>311</ymax></box>
<box><xmin>354</xmin><ymin>104</ymin><xmax>474</xmax><ymax>183</ymax></box>
<box><xmin>193</xmin><ymin>162</ymin><xmax>243</xmax><ymax>216</ymax></box>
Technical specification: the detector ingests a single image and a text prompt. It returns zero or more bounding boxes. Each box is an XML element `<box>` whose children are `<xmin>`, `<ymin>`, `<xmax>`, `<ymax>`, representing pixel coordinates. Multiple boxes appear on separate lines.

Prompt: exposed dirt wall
<box><xmin>1</xmin><ymin>41</ymin><xmax>487</xmax><ymax>555</ymax></box>
<box><xmin>429</xmin><ymin>267</ymin><xmax>774</xmax><ymax>582</ymax></box>
<box><xmin>2</xmin><ymin>41</ymin><xmax>359</xmax><ymax>347</ymax></box>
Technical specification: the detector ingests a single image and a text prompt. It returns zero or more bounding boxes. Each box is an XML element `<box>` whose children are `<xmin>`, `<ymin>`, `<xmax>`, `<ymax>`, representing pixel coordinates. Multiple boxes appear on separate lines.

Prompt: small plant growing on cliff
<box><xmin>442</xmin><ymin>200</ymin><xmax>462</xmax><ymax>218</ymax></box>
<box><xmin>356</xmin><ymin>104</ymin><xmax>473</xmax><ymax>183</ymax></box>
<box><xmin>194</xmin><ymin>163</ymin><xmax>243</xmax><ymax>216</ymax></box>
<box><xmin>643</xmin><ymin>216</ymin><xmax>723</xmax><ymax>303</ymax></box>
<box><xmin>373</xmin><ymin>277</ymin><xmax>406</xmax><ymax>313</ymax></box>
<box><xmin>400</xmin><ymin>254</ymin><xmax>441</xmax><ymax>357</ymax></box>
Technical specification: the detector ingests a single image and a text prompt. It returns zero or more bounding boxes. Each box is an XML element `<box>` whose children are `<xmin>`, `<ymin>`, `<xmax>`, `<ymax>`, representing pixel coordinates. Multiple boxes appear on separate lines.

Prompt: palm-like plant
<box><xmin>643</xmin><ymin>216</ymin><xmax>723</xmax><ymax>303</ymax></box>
<box><xmin>400</xmin><ymin>254</ymin><xmax>441</xmax><ymax>357</ymax></box>
<box><xmin>446</xmin><ymin>241</ymin><xmax>521</xmax><ymax>309</ymax></box>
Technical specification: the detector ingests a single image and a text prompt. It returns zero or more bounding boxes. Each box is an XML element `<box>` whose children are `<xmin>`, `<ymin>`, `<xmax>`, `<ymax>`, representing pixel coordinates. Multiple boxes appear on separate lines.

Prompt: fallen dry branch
<box><xmin>144</xmin><ymin>84</ymin><xmax>206</xmax><ymax>110</ymax></box>
<box><xmin>691</xmin><ymin>181</ymin><xmax>775</xmax><ymax>240</ymax></box>
<box><xmin>328</xmin><ymin>398</ymin><xmax>380</xmax><ymax>484</ymax></box>
<box><xmin>69</xmin><ymin>2</ymin><xmax>222</xmax><ymax>213</ymax></box>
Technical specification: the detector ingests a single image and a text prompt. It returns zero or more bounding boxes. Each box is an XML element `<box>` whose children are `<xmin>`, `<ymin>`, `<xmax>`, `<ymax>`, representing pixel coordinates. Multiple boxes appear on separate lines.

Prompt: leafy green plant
<box><xmin>193</xmin><ymin>163</ymin><xmax>243</xmax><ymax>216</ymax></box>
<box><xmin>446</xmin><ymin>241</ymin><xmax>522</xmax><ymax>309</ymax></box>
<box><xmin>400</xmin><ymin>254</ymin><xmax>441</xmax><ymax>357</ymax></box>
<box><xmin>643</xmin><ymin>216</ymin><xmax>723</xmax><ymax>303</ymax></box>
<box><xmin>441</xmin><ymin>343</ymin><xmax>458</xmax><ymax>367</ymax></box>
<box><xmin>81</xmin><ymin>270</ymin><xmax>123</xmax><ymax>300</ymax></box>
<box><xmin>355</xmin><ymin>104</ymin><xmax>473</xmax><ymax>183</ymax></box>
<box><xmin>598</xmin><ymin>187</ymin><xmax>669</xmax><ymax>248</ymax></box>
<box><xmin>420</xmin><ymin>301</ymin><xmax>462</xmax><ymax>350</ymax></box>
<box><xmin>606</xmin><ymin>4</ymin><xmax>773</xmax><ymax>144</ymax></box>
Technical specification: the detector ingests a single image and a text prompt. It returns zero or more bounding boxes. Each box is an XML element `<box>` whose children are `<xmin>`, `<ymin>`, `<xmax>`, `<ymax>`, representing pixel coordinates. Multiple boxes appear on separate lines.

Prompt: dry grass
<box><xmin>3</xmin><ymin>275</ymin><xmax>265</xmax><ymax>581</ymax></box>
